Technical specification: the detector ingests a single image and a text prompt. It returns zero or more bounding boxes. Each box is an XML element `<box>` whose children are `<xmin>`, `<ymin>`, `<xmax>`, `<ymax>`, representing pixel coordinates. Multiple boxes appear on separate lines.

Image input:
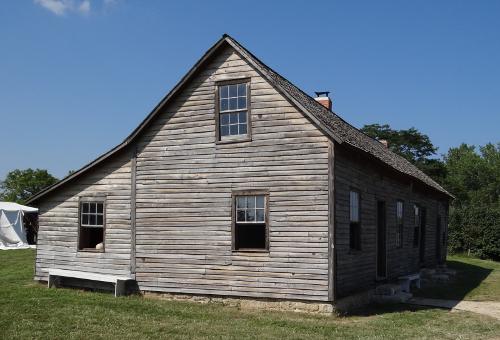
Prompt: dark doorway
<box><xmin>436</xmin><ymin>215</ymin><xmax>442</xmax><ymax>263</ymax></box>
<box><xmin>419</xmin><ymin>208</ymin><xmax>427</xmax><ymax>264</ymax></box>
<box><xmin>377</xmin><ymin>201</ymin><xmax>387</xmax><ymax>279</ymax></box>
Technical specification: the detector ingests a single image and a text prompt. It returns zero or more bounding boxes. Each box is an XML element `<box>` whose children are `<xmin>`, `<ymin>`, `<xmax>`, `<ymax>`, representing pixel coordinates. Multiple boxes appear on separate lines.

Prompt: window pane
<box><xmin>82</xmin><ymin>214</ymin><xmax>89</xmax><ymax>225</ymax></box>
<box><xmin>229</xmin><ymin>98</ymin><xmax>237</xmax><ymax>110</ymax></box>
<box><xmin>256</xmin><ymin>196</ymin><xmax>264</xmax><ymax>209</ymax></box>
<box><xmin>246</xmin><ymin>209</ymin><xmax>255</xmax><ymax>222</ymax></box>
<box><xmin>90</xmin><ymin>203</ymin><xmax>96</xmax><ymax>213</ymax></box>
<box><xmin>82</xmin><ymin>203</ymin><xmax>89</xmax><ymax>213</ymax></box>
<box><xmin>238</xmin><ymin>111</ymin><xmax>247</xmax><ymax>123</ymax></box>
<box><xmin>221</xmin><ymin>125</ymin><xmax>229</xmax><ymax>136</ymax></box>
<box><xmin>220</xmin><ymin>98</ymin><xmax>229</xmax><ymax>111</ymax></box>
<box><xmin>237</xmin><ymin>209</ymin><xmax>246</xmax><ymax>222</ymax></box>
<box><xmin>237</xmin><ymin>197</ymin><xmax>246</xmax><ymax>209</ymax></box>
<box><xmin>221</xmin><ymin>113</ymin><xmax>230</xmax><ymax>125</ymax></box>
<box><xmin>247</xmin><ymin>196</ymin><xmax>256</xmax><ymax>209</ymax></box>
<box><xmin>220</xmin><ymin>85</ymin><xmax>229</xmax><ymax>99</ymax></box>
<box><xmin>235</xmin><ymin>224</ymin><xmax>266</xmax><ymax>250</ymax></box>
<box><xmin>229</xmin><ymin>84</ymin><xmax>237</xmax><ymax>97</ymax></box>
<box><xmin>237</xmin><ymin>83</ymin><xmax>246</xmax><ymax>97</ymax></box>
<box><xmin>229</xmin><ymin>125</ymin><xmax>238</xmax><ymax>135</ymax></box>
<box><xmin>229</xmin><ymin>113</ymin><xmax>238</xmax><ymax>124</ymax></box>
<box><xmin>89</xmin><ymin>214</ymin><xmax>96</xmax><ymax>225</ymax></box>
<box><xmin>350</xmin><ymin>191</ymin><xmax>359</xmax><ymax>222</ymax></box>
<box><xmin>239</xmin><ymin>124</ymin><xmax>247</xmax><ymax>135</ymax></box>
<box><xmin>97</xmin><ymin>203</ymin><xmax>103</xmax><ymax>214</ymax></box>
<box><xmin>238</xmin><ymin>96</ymin><xmax>246</xmax><ymax>110</ymax></box>
<box><xmin>256</xmin><ymin>209</ymin><xmax>265</xmax><ymax>222</ymax></box>
<box><xmin>96</xmin><ymin>215</ymin><xmax>103</xmax><ymax>226</ymax></box>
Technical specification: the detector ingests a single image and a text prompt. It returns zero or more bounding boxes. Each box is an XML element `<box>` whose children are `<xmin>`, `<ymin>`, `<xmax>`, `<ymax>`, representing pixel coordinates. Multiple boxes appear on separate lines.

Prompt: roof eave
<box><xmin>27</xmin><ymin>36</ymin><xmax>229</xmax><ymax>205</ymax></box>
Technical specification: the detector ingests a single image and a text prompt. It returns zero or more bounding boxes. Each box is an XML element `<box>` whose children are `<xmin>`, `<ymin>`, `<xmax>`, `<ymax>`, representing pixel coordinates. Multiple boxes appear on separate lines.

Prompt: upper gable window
<box><xmin>217</xmin><ymin>81</ymin><xmax>250</xmax><ymax>141</ymax></box>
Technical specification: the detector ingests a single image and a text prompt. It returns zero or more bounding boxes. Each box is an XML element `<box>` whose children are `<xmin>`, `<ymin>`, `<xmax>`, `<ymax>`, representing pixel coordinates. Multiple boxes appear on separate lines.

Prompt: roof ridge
<box><xmin>224</xmin><ymin>35</ymin><xmax>451</xmax><ymax>197</ymax></box>
<box><xmin>27</xmin><ymin>34</ymin><xmax>451</xmax><ymax>204</ymax></box>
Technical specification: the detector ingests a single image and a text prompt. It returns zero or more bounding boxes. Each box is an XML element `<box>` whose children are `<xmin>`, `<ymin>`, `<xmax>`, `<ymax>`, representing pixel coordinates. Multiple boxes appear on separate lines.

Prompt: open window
<box><xmin>78</xmin><ymin>200</ymin><xmax>105</xmax><ymax>251</ymax></box>
<box><xmin>233</xmin><ymin>192</ymin><xmax>268</xmax><ymax>251</ymax></box>
<box><xmin>216</xmin><ymin>79</ymin><xmax>251</xmax><ymax>142</ymax></box>
<box><xmin>349</xmin><ymin>190</ymin><xmax>361</xmax><ymax>250</ymax></box>
<box><xmin>396</xmin><ymin>200</ymin><xmax>404</xmax><ymax>248</ymax></box>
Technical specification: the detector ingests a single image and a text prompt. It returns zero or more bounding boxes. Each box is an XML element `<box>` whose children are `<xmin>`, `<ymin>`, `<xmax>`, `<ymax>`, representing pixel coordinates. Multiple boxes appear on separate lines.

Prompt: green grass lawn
<box><xmin>415</xmin><ymin>254</ymin><xmax>500</xmax><ymax>301</ymax></box>
<box><xmin>1</xmin><ymin>250</ymin><xmax>499</xmax><ymax>339</ymax></box>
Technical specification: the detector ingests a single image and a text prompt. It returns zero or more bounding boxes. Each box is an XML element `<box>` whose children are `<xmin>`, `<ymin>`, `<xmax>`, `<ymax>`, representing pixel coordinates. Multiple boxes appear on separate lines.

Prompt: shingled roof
<box><xmin>224</xmin><ymin>35</ymin><xmax>451</xmax><ymax>198</ymax></box>
<box><xmin>27</xmin><ymin>34</ymin><xmax>451</xmax><ymax>204</ymax></box>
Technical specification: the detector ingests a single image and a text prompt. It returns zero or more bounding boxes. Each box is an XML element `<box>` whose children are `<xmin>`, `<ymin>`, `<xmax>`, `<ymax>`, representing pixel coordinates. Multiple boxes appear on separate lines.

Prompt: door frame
<box><xmin>376</xmin><ymin>200</ymin><xmax>387</xmax><ymax>280</ymax></box>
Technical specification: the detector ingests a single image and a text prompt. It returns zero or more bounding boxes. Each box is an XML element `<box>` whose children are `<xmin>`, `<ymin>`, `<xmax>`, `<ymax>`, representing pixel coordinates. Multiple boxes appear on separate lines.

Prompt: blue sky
<box><xmin>1</xmin><ymin>0</ymin><xmax>499</xmax><ymax>179</ymax></box>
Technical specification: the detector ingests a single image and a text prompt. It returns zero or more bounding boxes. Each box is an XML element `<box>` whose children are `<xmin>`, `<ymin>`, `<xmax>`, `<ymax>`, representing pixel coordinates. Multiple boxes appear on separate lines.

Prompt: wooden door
<box><xmin>376</xmin><ymin>201</ymin><xmax>387</xmax><ymax>279</ymax></box>
<box><xmin>436</xmin><ymin>215</ymin><xmax>442</xmax><ymax>262</ymax></box>
<box><xmin>419</xmin><ymin>208</ymin><xmax>427</xmax><ymax>264</ymax></box>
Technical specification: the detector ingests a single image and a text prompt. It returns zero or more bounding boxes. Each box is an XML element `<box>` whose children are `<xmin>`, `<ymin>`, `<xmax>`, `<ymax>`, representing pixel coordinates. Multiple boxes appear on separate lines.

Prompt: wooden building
<box><xmin>27</xmin><ymin>35</ymin><xmax>452</xmax><ymax>306</ymax></box>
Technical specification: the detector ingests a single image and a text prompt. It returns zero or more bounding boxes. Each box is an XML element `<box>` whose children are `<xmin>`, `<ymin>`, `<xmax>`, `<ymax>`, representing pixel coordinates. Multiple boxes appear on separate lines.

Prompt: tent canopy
<box><xmin>0</xmin><ymin>202</ymin><xmax>38</xmax><ymax>213</ymax></box>
<box><xmin>0</xmin><ymin>202</ymin><xmax>38</xmax><ymax>249</ymax></box>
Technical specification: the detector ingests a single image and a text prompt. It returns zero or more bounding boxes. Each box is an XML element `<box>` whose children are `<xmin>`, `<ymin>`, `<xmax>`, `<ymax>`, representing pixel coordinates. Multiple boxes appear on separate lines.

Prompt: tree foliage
<box><xmin>444</xmin><ymin>143</ymin><xmax>500</xmax><ymax>260</ymax></box>
<box><xmin>360</xmin><ymin>123</ymin><xmax>446</xmax><ymax>183</ymax></box>
<box><xmin>0</xmin><ymin>169</ymin><xmax>58</xmax><ymax>204</ymax></box>
<box><xmin>361</xmin><ymin>123</ymin><xmax>499</xmax><ymax>259</ymax></box>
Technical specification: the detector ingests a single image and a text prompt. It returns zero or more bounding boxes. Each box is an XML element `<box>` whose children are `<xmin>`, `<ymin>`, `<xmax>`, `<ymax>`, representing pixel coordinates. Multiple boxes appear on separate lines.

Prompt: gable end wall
<box><xmin>133</xmin><ymin>45</ymin><xmax>332</xmax><ymax>302</ymax></box>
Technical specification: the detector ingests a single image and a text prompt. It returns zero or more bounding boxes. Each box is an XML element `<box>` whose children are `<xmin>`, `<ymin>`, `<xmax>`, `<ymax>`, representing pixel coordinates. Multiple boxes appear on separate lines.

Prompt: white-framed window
<box><xmin>218</xmin><ymin>81</ymin><xmax>249</xmax><ymax>139</ymax></box>
<box><xmin>413</xmin><ymin>204</ymin><xmax>420</xmax><ymax>247</ymax></box>
<box><xmin>233</xmin><ymin>193</ymin><xmax>268</xmax><ymax>250</ymax></box>
<box><xmin>396</xmin><ymin>200</ymin><xmax>404</xmax><ymax>248</ymax></box>
<box><xmin>78</xmin><ymin>201</ymin><xmax>105</xmax><ymax>251</ymax></box>
<box><xmin>349</xmin><ymin>190</ymin><xmax>361</xmax><ymax>250</ymax></box>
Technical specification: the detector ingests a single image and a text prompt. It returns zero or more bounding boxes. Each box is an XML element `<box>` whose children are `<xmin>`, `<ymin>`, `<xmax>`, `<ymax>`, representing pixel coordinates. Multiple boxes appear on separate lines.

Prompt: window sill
<box><xmin>232</xmin><ymin>249</ymin><xmax>269</xmax><ymax>254</ymax></box>
<box><xmin>78</xmin><ymin>248</ymin><xmax>104</xmax><ymax>253</ymax></box>
<box><xmin>216</xmin><ymin>136</ymin><xmax>251</xmax><ymax>145</ymax></box>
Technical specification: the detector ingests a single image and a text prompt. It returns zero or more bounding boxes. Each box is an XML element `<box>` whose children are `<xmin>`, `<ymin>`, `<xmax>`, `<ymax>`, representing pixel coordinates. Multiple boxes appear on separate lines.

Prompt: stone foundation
<box><xmin>143</xmin><ymin>291</ymin><xmax>335</xmax><ymax>314</ymax></box>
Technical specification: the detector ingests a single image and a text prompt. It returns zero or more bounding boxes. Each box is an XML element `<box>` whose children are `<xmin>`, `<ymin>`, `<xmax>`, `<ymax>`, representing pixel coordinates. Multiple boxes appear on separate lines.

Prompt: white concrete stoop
<box><xmin>372</xmin><ymin>283</ymin><xmax>413</xmax><ymax>304</ymax></box>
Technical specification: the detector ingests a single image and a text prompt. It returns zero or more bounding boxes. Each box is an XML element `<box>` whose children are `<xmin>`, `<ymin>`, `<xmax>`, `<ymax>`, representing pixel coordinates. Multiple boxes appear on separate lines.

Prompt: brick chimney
<box><xmin>314</xmin><ymin>91</ymin><xmax>332</xmax><ymax>111</ymax></box>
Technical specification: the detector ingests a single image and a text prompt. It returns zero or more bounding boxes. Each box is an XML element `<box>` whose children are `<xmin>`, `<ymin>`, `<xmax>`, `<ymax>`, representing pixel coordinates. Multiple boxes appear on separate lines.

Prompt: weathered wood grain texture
<box><xmin>334</xmin><ymin>146</ymin><xmax>449</xmax><ymax>298</ymax></box>
<box><xmin>34</xmin><ymin>151</ymin><xmax>133</xmax><ymax>280</ymax></box>
<box><xmin>134</xmin><ymin>45</ymin><xmax>331</xmax><ymax>301</ymax></box>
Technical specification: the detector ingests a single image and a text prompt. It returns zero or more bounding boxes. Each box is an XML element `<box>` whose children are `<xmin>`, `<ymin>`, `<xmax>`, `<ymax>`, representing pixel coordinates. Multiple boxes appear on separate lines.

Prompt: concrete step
<box><xmin>436</xmin><ymin>268</ymin><xmax>457</xmax><ymax>276</ymax></box>
<box><xmin>420</xmin><ymin>268</ymin><xmax>436</xmax><ymax>277</ymax></box>
<box><xmin>375</xmin><ymin>284</ymin><xmax>402</xmax><ymax>296</ymax></box>
<box><xmin>372</xmin><ymin>292</ymin><xmax>413</xmax><ymax>304</ymax></box>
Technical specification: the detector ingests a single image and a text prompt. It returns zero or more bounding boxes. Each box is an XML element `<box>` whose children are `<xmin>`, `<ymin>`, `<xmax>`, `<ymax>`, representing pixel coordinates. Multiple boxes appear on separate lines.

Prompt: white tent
<box><xmin>0</xmin><ymin>202</ymin><xmax>38</xmax><ymax>249</ymax></box>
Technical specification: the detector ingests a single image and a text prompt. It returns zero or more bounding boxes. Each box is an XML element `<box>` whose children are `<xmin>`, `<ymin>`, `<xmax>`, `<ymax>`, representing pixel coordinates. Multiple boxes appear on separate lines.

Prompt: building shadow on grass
<box><xmin>344</xmin><ymin>259</ymin><xmax>493</xmax><ymax>317</ymax></box>
<box><xmin>413</xmin><ymin>259</ymin><xmax>493</xmax><ymax>301</ymax></box>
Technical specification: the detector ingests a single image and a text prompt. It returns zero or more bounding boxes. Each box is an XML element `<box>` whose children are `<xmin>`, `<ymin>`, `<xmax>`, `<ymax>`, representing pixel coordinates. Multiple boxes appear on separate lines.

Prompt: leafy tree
<box><xmin>0</xmin><ymin>169</ymin><xmax>58</xmax><ymax>204</ymax></box>
<box><xmin>360</xmin><ymin>123</ymin><xmax>446</xmax><ymax>183</ymax></box>
<box><xmin>444</xmin><ymin>143</ymin><xmax>500</xmax><ymax>260</ymax></box>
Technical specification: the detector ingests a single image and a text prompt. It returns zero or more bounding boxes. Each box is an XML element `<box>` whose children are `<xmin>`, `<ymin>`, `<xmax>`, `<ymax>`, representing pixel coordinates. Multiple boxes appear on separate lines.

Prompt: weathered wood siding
<box><xmin>134</xmin><ymin>45</ymin><xmax>331</xmax><ymax>301</ymax></box>
<box><xmin>35</xmin><ymin>151</ymin><xmax>132</xmax><ymax>281</ymax></box>
<box><xmin>334</xmin><ymin>146</ymin><xmax>449</xmax><ymax>297</ymax></box>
